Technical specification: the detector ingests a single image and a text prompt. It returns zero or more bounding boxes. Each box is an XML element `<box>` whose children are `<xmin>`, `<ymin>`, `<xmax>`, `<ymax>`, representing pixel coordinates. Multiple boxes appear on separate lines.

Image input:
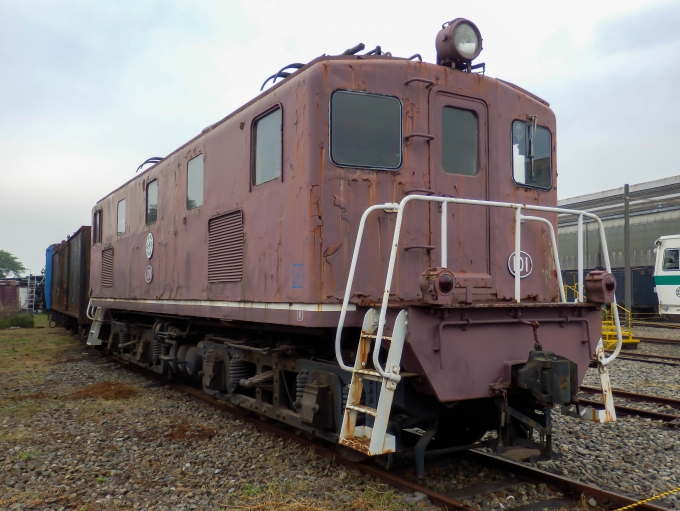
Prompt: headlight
<box><xmin>454</xmin><ymin>23</ymin><xmax>479</xmax><ymax>59</ymax></box>
<box><xmin>436</xmin><ymin>18</ymin><xmax>483</xmax><ymax>66</ymax></box>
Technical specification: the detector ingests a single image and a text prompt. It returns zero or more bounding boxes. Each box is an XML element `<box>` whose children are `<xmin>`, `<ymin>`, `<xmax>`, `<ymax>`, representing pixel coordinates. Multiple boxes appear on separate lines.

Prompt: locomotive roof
<box><xmin>97</xmin><ymin>54</ymin><xmax>551</xmax><ymax>205</ymax></box>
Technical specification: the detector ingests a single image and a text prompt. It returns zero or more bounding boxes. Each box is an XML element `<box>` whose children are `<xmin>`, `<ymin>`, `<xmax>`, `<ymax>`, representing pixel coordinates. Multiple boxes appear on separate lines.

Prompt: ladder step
<box><xmin>362</xmin><ymin>334</ymin><xmax>392</xmax><ymax>341</ymax></box>
<box><xmin>354</xmin><ymin>368</ymin><xmax>382</xmax><ymax>380</ymax></box>
<box><xmin>346</xmin><ymin>403</ymin><xmax>378</xmax><ymax>416</ymax></box>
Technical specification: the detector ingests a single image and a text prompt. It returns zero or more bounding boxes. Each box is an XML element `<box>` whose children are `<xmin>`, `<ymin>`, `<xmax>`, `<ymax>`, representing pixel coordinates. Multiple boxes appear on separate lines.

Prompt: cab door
<box><xmin>428</xmin><ymin>90</ymin><xmax>493</xmax><ymax>300</ymax></box>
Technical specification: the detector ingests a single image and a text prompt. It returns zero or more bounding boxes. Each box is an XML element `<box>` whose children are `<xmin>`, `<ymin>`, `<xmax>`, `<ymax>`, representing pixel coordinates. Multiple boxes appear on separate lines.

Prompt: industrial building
<box><xmin>558</xmin><ymin>175</ymin><xmax>680</xmax><ymax>311</ymax></box>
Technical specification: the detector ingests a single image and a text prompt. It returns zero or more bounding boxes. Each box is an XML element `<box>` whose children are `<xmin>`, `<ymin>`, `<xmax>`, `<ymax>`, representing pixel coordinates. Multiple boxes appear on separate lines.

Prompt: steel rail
<box><xmin>639</xmin><ymin>337</ymin><xmax>680</xmax><ymax>345</ymax></box>
<box><xmin>609</xmin><ymin>351</ymin><xmax>680</xmax><ymax>362</ymax></box>
<box><xmin>578</xmin><ymin>398</ymin><xmax>680</xmax><ymax>422</ymax></box>
<box><xmin>580</xmin><ymin>386</ymin><xmax>680</xmax><ymax>409</ymax></box>
<box><xmin>98</xmin><ymin>351</ymin><xmax>671</xmax><ymax>511</ymax></box>
<box><xmin>614</xmin><ymin>354</ymin><xmax>680</xmax><ymax>367</ymax></box>
<box><xmin>462</xmin><ymin>451</ymin><xmax>672</xmax><ymax>511</ymax></box>
<box><xmin>634</xmin><ymin>321</ymin><xmax>680</xmax><ymax>329</ymax></box>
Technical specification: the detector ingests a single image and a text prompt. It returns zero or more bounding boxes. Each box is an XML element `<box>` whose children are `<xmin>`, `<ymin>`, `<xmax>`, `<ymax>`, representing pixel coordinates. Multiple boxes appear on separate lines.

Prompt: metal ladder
<box><xmin>86</xmin><ymin>302</ymin><xmax>106</xmax><ymax>346</ymax></box>
<box><xmin>338</xmin><ymin>308</ymin><xmax>408</xmax><ymax>456</ymax></box>
<box><xmin>26</xmin><ymin>275</ymin><xmax>37</xmax><ymax>312</ymax></box>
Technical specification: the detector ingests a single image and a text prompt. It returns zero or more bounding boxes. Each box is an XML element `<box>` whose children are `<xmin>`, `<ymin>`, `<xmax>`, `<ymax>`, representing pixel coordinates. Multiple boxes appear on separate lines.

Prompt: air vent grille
<box><xmin>208</xmin><ymin>210</ymin><xmax>244</xmax><ymax>282</ymax></box>
<box><xmin>102</xmin><ymin>248</ymin><xmax>114</xmax><ymax>288</ymax></box>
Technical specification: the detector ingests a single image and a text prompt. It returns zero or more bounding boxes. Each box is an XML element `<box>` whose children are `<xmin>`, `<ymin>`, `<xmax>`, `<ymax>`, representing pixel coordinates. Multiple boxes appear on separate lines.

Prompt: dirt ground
<box><xmin>0</xmin><ymin>316</ymin><xmax>417</xmax><ymax>511</ymax></box>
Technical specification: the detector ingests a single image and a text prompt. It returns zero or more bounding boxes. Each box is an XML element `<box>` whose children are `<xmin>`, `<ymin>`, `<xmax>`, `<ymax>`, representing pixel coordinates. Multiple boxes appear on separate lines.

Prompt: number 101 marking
<box><xmin>507</xmin><ymin>251</ymin><xmax>533</xmax><ymax>279</ymax></box>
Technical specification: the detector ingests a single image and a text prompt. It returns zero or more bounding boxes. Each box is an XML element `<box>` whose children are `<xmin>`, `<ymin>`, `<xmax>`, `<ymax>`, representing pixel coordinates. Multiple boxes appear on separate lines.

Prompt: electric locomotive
<box><xmin>83</xmin><ymin>19</ymin><xmax>623</xmax><ymax>475</ymax></box>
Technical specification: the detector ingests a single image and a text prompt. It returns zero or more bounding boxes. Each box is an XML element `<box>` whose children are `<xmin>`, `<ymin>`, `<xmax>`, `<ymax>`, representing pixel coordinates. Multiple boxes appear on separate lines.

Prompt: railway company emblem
<box><xmin>507</xmin><ymin>251</ymin><xmax>533</xmax><ymax>279</ymax></box>
<box><xmin>145</xmin><ymin>233</ymin><xmax>154</xmax><ymax>259</ymax></box>
<box><xmin>145</xmin><ymin>265</ymin><xmax>153</xmax><ymax>284</ymax></box>
<box><xmin>675</xmin><ymin>287</ymin><xmax>680</xmax><ymax>298</ymax></box>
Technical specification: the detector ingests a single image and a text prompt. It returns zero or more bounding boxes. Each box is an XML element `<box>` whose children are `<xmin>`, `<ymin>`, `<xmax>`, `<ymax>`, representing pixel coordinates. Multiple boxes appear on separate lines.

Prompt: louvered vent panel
<box><xmin>208</xmin><ymin>210</ymin><xmax>244</xmax><ymax>282</ymax></box>
<box><xmin>102</xmin><ymin>248</ymin><xmax>114</xmax><ymax>288</ymax></box>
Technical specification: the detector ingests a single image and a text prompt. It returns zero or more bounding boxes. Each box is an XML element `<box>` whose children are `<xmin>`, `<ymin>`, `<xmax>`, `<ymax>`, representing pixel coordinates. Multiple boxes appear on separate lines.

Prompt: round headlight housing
<box><xmin>453</xmin><ymin>23</ymin><xmax>479</xmax><ymax>59</ymax></box>
<box><xmin>436</xmin><ymin>18</ymin><xmax>483</xmax><ymax>66</ymax></box>
<box><xmin>604</xmin><ymin>276</ymin><xmax>616</xmax><ymax>294</ymax></box>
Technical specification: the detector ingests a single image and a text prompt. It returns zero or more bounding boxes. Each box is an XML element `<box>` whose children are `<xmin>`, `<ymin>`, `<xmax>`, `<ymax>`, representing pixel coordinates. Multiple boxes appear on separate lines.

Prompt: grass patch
<box><xmin>243</xmin><ymin>482</ymin><xmax>262</xmax><ymax>497</ymax></box>
<box><xmin>18</xmin><ymin>450</ymin><xmax>41</xmax><ymax>461</ymax></box>
<box><xmin>0</xmin><ymin>312</ymin><xmax>35</xmax><ymax>329</ymax></box>
<box><xmin>0</xmin><ymin>314</ymin><xmax>81</xmax><ymax>375</ymax></box>
<box><xmin>0</xmin><ymin>399</ymin><xmax>44</xmax><ymax>418</ymax></box>
<box><xmin>360</xmin><ymin>486</ymin><xmax>402</xmax><ymax>509</ymax></box>
<box><xmin>225</xmin><ymin>481</ymin><xmax>409</xmax><ymax>511</ymax></box>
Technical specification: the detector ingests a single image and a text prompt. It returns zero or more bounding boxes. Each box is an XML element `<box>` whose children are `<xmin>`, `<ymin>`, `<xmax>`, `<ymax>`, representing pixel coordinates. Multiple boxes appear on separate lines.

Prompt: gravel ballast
<box><xmin>0</xmin><ymin>324</ymin><xmax>428</xmax><ymax>511</ymax></box>
<box><xmin>529</xmin><ymin>339</ymin><xmax>680</xmax><ymax>510</ymax></box>
<box><xmin>2</xmin><ymin>323</ymin><xmax>679</xmax><ymax>510</ymax></box>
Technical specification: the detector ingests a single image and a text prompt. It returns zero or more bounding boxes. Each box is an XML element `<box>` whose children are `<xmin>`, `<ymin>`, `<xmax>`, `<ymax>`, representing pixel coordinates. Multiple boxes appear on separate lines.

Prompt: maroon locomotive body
<box><xmin>87</xmin><ymin>19</ymin><xmax>616</xmax><ymax>471</ymax></box>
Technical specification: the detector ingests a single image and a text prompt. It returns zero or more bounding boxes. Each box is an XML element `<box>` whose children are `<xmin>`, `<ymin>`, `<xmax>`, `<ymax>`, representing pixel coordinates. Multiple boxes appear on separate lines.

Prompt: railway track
<box><xmin>639</xmin><ymin>337</ymin><xmax>680</xmax><ymax>346</ymax></box>
<box><xmin>612</xmin><ymin>351</ymin><xmax>680</xmax><ymax>367</ymax></box>
<box><xmin>634</xmin><ymin>320</ymin><xmax>680</xmax><ymax>329</ymax></box>
<box><xmin>169</xmin><ymin>381</ymin><xmax>672</xmax><ymax>511</ymax></box>
<box><xmin>98</xmin><ymin>351</ymin><xmax>678</xmax><ymax>511</ymax></box>
<box><xmin>579</xmin><ymin>386</ymin><xmax>680</xmax><ymax>423</ymax></box>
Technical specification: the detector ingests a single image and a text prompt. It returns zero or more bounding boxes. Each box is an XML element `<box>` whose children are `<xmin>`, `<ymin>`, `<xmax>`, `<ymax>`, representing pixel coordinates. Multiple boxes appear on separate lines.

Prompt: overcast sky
<box><xmin>1</xmin><ymin>0</ymin><xmax>679</xmax><ymax>275</ymax></box>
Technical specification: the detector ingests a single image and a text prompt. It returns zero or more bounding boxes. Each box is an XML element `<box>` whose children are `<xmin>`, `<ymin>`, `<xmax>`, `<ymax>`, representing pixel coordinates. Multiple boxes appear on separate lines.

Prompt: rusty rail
<box><xmin>580</xmin><ymin>386</ymin><xmax>680</xmax><ymax>410</ymax></box>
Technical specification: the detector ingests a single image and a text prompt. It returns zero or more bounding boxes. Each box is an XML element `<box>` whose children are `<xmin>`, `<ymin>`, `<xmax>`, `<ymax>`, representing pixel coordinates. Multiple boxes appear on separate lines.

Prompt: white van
<box><xmin>654</xmin><ymin>234</ymin><xmax>680</xmax><ymax>319</ymax></box>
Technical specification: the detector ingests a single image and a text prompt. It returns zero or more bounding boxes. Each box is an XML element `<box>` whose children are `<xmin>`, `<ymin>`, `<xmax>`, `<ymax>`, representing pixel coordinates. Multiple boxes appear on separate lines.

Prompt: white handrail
<box><xmin>334</xmin><ymin>204</ymin><xmax>398</xmax><ymax>373</ymax></box>
<box><xmin>86</xmin><ymin>300</ymin><xmax>95</xmax><ymax>321</ymax></box>
<box><xmin>577</xmin><ymin>214</ymin><xmax>584</xmax><ymax>303</ymax></box>
<box><xmin>334</xmin><ymin>195</ymin><xmax>622</xmax><ymax>377</ymax></box>
<box><xmin>520</xmin><ymin>214</ymin><xmax>565</xmax><ymax>302</ymax></box>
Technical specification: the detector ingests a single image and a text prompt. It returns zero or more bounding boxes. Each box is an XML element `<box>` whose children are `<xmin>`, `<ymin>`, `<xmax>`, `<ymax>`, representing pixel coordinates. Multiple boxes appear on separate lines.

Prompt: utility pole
<box><xmin>624</xmin><ymin>183</ymin><xmax>631</xmax><ymax>312</ymax></box>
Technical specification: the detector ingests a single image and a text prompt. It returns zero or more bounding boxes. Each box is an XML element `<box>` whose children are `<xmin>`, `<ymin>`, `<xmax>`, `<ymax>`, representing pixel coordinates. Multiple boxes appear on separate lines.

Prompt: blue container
<box><xmin>44</xmin><ymin>244</ymin><xmax>58</xmax><ymax>310</ymax></box>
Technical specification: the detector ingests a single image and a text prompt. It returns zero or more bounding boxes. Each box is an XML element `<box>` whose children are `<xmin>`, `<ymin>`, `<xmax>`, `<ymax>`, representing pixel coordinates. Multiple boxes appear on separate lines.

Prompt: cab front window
<box><xmin>512</xmin><ymin>120</ymin><xmax>551</xmax><ymax>190</ymax></box>
<box><xmin>663</xmin><ymin>249</ymin><xmax>679</xmax><ymax>271</ymax></box>
<box><xmin>441</xmin><ymin>106</ymin><xmax>477</xmax><ymax>176</ymax></box>
<box><xmin>330</xmin><ymin>90</ymin><xmax>402</xmax><ymax>170</ymax></box>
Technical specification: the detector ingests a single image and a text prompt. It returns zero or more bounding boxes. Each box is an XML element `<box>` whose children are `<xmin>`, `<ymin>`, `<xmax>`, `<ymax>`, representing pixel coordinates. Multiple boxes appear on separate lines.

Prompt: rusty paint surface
<box><xmin>89</xmin><ymin>55</ymin><xmax>560</xmax><ymax>325</ymax></box>
<box><xmin>338</xmin><ymin>436</ymin><xmax>372</xmax><ymax>456</ymax></box>
<box><xmin>51</xmin><ymin>227</ymin><xmax>92</xmax><ymax>325</ymax></box>
<box><xmin>596</xmin><ymin>364</ymin><xmax>616</xmax><ymax>422</ymax></box>
<box><xmin>404</xmin><ymin>304</ymin><xmax>601</xmax><ymax>401</ymax></box>
<box><xmin>0</xmin><ymin>281</ymin><xmax>20</xmax><ymax>311</ymax></box>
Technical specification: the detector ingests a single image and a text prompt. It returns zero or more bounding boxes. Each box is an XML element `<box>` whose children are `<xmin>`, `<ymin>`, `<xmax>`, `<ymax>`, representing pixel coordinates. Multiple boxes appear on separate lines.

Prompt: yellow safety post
<box><xmin>561</xmin><ymin>283</ymin><xmax>639</xmax><ymax>349</ymax></box>
<box><xmin>601</xmin><ymin>303</ymin><xmax>640</xmax><ymax>350</ymax></box>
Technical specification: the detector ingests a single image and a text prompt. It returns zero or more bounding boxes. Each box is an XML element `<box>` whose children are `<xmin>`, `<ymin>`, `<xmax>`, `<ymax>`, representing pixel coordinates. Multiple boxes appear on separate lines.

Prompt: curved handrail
<box><xmin>335</xmin><ymin>195</ymin><xmax>623</xmax><ymax>377</ymax></box>
<box><xmin>334</xmin><ymin>204</ymin><xmax>398</xmax><ymax>373</ymax></box>
<box><xmin>86</xmin><ymin>300</ymin><xmax>95</xmax><ymax>321</ymax></box>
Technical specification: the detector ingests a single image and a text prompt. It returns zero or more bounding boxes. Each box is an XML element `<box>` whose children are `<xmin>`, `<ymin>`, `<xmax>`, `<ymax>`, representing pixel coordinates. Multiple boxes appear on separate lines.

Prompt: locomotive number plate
<box><xmin>145</xmin><ymin>233</ymin><xmax>154</xmax><ymax>259</ymax></box>
<box><xmin>508</xmin><ymin>251</ymin><xmax>533</xmax><ymax>279</ymax></box>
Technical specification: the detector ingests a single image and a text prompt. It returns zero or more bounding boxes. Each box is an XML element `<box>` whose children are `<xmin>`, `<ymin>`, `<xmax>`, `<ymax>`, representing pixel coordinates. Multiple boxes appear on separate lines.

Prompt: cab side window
<box><xmin>663</xmin><ymin>249</ymin><xmax>679</xmax><ymax>271</ymax></box>
<box><xmin>146</xmin><ymin>180</ymin><xmax>158</xmax><ymax>225</ymax></box>
<box><xmin>441</xmin><ymin>107</ymin><xmax>477</xmax><ymax>176</ymax></box>
<box><xmin>187</xmin><ymin>154</ymin><xmax>204</xmax><ymax>210</ymax></box>
<box><xmin>512</xmin><ymin>120</ymin><xmax>551</xmax><ymax>189</ymax></box>
<box><xmin>117</xmin><ymin>199</ymin><xmax>126</xmax><ymax>236</ymax></box>
<box><xmin>93</xmin><ymin>210</ymin><xmax>102</xmax><ymax>244</ymax></box>
<box><xmin>253</xmin><ymin>108</ymin><xmax>282</xmax><ymax>185</ymax></box>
